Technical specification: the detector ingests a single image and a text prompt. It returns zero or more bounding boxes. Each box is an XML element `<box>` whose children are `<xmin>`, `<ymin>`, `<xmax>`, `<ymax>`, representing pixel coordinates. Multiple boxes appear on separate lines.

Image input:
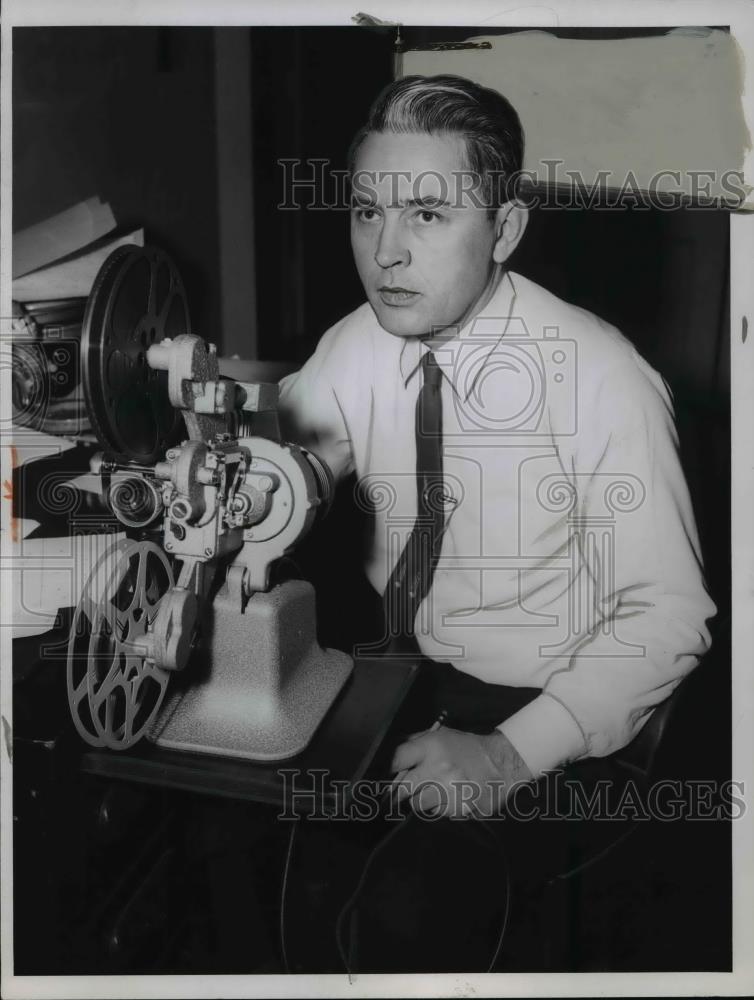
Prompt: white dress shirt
<box><xmin>278</xmin><ymin>270</ymin><xmax>716</xmax><ymax>776</ymax></box>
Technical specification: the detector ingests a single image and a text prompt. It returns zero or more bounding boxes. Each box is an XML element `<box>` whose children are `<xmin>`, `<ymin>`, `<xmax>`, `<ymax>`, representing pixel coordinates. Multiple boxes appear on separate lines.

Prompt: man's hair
<box><xmin>348</xmin><ymin>74</ymin><xmax>524</xmax><ymax>211</ymax></box>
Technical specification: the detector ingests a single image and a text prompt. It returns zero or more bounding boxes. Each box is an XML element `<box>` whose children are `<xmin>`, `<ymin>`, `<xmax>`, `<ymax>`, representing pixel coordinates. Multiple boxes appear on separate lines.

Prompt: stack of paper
<box><xmin>13</xmin><ymin>197</ymin><xmax>144</xmax><ymax>303</ymax></box>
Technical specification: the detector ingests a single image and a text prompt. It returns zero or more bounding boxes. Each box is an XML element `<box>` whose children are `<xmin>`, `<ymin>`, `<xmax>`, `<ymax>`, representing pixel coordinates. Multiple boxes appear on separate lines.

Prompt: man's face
<box><xmin>350</xmin><ymin>130</ymin><xmax>500</xmax><ymax>339</ymax></box>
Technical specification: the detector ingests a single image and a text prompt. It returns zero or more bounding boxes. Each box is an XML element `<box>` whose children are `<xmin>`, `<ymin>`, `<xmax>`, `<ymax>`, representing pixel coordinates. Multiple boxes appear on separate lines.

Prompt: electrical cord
<box><xmin>550</xmin><ymin>821</ymin><xmax>638</xmax><ymax>882</ymax></box>
<box><xmin>334</xmin><ymin>808</ymin><xmax>512</xmax><ymax>975</ymax></box>
<box><xmin>474</xmin><ymin>813</ymin><xmax>511</xmax><ymax>972</ymax></box>
<box><xmin>278</xmin><ymin>818</ymin><xmax>299</xmax><ymax>973</ymax></box>
<box><xmin>335</xmin><ymin>814</ymin><xmax>411</xmax><ymax>974</ymax></box>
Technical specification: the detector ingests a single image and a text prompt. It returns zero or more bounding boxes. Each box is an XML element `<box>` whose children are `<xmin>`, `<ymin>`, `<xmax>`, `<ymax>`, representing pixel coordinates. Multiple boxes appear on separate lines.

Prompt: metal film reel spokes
<box><xmin>67</xmin><ymin>538</ymin><xmax>175</xmax><ymax>749</ymax></box>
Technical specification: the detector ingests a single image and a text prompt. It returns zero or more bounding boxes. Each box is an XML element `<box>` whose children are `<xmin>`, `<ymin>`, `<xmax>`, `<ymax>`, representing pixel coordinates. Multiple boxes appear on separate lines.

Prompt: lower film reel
<box><xmin>81</xmin><ymin>244</ymin><xmax>190</xmax><ymax>464</ymax></box>
<box><xmin>67</xmin><ymin>539</ymin><xmax>175</xmax><ymax>749</ymax></box>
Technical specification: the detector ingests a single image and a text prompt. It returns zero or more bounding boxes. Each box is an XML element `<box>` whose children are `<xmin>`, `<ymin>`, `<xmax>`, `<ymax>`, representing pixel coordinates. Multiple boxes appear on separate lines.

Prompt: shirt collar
<box><xmin>398</xmin><ymin>270</ymin><xmax>519</xmax><ymax>401</ymax></box>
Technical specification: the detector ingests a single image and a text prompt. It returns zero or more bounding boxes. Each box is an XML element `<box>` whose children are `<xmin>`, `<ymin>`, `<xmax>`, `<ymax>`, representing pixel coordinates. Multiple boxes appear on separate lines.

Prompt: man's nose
<box><xmin>374</xmin><ymin>219</ymin><xmax>410</xmax><ymax>269</ymax></box>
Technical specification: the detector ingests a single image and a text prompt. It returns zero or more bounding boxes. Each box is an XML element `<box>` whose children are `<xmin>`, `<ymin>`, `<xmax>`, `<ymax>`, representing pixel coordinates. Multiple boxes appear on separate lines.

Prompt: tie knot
<box><xmin>421</xmin><ymin>350</ymin><xmax>443</xmax><ymax>389</ymax></box>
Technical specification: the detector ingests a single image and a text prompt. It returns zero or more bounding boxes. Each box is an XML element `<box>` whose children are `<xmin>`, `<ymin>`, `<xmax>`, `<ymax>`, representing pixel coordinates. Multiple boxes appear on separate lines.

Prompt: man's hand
<box><xmin>388</xmin><ymin>725</ymin><xmax>534</xmax><ymax>818</ymax></box>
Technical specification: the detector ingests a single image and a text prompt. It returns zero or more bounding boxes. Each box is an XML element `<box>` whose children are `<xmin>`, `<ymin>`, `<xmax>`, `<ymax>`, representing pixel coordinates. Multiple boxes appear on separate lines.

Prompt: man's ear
<box><xmin>492</xmin><ymin>202</ymin><xmax>529</xmax><ymax>264</ymax></box>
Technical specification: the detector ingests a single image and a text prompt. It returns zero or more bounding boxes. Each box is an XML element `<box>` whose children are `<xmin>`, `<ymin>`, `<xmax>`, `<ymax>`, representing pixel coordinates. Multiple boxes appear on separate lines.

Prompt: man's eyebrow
<box><xmin>350</xmin><ymin>195</ymin><xmax>452</xmax><ymax>209</ymax></box>
<box><xmin>403</xmin><ymin>197</ymin><xmax>451</xmax><ymax>210</ymax></box>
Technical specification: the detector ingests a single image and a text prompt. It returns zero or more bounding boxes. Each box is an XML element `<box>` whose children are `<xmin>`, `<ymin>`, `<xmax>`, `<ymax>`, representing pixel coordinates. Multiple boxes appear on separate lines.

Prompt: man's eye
<box><xmin>355</xmin><ymin>208</ymin><xmax>379</xmax><ymax>222</ymax></box>
<box><xmin>416</xmin><ymin>210</ymin><xmax>440</xmax><ymax>224</ymax></box>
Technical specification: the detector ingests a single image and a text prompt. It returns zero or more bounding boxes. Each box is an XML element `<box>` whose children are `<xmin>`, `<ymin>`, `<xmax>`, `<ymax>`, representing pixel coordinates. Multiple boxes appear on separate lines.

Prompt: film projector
<box><xmin>66</xmin><ymin>244</ymin><xmax>352</xmax><ymax>760</ymax></box>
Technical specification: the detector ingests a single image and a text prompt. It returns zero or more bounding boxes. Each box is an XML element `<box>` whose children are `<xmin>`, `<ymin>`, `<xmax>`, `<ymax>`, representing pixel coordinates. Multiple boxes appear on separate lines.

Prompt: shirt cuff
<box><xmin>497</xmin><ymin>693</ymin><xmax>588</xmax><ymax>777</ymax></box>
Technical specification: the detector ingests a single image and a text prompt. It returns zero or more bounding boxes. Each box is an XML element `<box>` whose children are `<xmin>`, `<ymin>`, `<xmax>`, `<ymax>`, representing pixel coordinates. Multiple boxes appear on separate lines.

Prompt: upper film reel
<box><xmin>82</xmin><ymin>245</ymin><xmax>190</xmax><ymax>464</ymax></box>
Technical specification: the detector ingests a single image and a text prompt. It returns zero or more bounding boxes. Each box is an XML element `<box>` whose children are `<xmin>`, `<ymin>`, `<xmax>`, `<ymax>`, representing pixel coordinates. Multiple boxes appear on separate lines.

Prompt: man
<box><xmin>279</xmin><ymin>73</ymin><xmax>716</xmax><ymax>821</ymax></box>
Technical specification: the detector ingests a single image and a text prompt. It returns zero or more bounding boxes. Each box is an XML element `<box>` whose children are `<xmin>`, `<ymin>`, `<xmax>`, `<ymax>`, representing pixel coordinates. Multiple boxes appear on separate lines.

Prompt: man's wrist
<box><xmin>496</xmin><ymin>693</ymin><xmax>588</xmax><ymax>778</ymax></box>
<box><xmin>483</xmin><ymin>729</ymin><xmax>534</xmax><ymax>783</ymax></box>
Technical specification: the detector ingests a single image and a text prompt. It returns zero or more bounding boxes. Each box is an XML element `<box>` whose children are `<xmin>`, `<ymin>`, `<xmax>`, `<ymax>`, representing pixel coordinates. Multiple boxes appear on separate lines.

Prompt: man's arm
<box><xmin>390</xmin><ymin>351</ymin><xmax>716</xmax><ymax>810</ymax></box>
<box><xmin>277</xmin><ymin>322</ymin><xmax>356</xmax><ymax>483</ymax></box>
<box><xmin>496</xmin><ymin>354</ymin><xmax>716</xmax><ymax>776</ymax></box>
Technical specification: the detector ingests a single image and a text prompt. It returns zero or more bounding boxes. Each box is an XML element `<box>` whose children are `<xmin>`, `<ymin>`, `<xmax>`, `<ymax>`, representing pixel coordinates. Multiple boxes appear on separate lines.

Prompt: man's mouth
<box><xmin>378</xmin><ymin>286</ymin><xmax>420</xmax><ymax>305</ymax></box>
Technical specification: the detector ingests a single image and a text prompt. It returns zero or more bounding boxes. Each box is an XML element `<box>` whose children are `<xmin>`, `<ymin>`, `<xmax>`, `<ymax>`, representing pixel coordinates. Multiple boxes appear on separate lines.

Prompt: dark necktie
<box><xmin>383</xmin><ymin>350</ymin><xmax>445</xmax><ymax>640</ymax></box>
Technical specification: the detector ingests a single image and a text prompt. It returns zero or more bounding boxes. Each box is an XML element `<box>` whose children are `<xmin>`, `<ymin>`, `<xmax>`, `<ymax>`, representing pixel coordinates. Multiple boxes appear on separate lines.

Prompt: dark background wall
<box><xmin>13</xmin><ymin>28</ymin><xmax>221</xmax><ymax>337</ymax></box>
<box><xmin>250</xmin><ymin>27</ymin><xmax>392</xmax><ymax>361</ymax></box>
